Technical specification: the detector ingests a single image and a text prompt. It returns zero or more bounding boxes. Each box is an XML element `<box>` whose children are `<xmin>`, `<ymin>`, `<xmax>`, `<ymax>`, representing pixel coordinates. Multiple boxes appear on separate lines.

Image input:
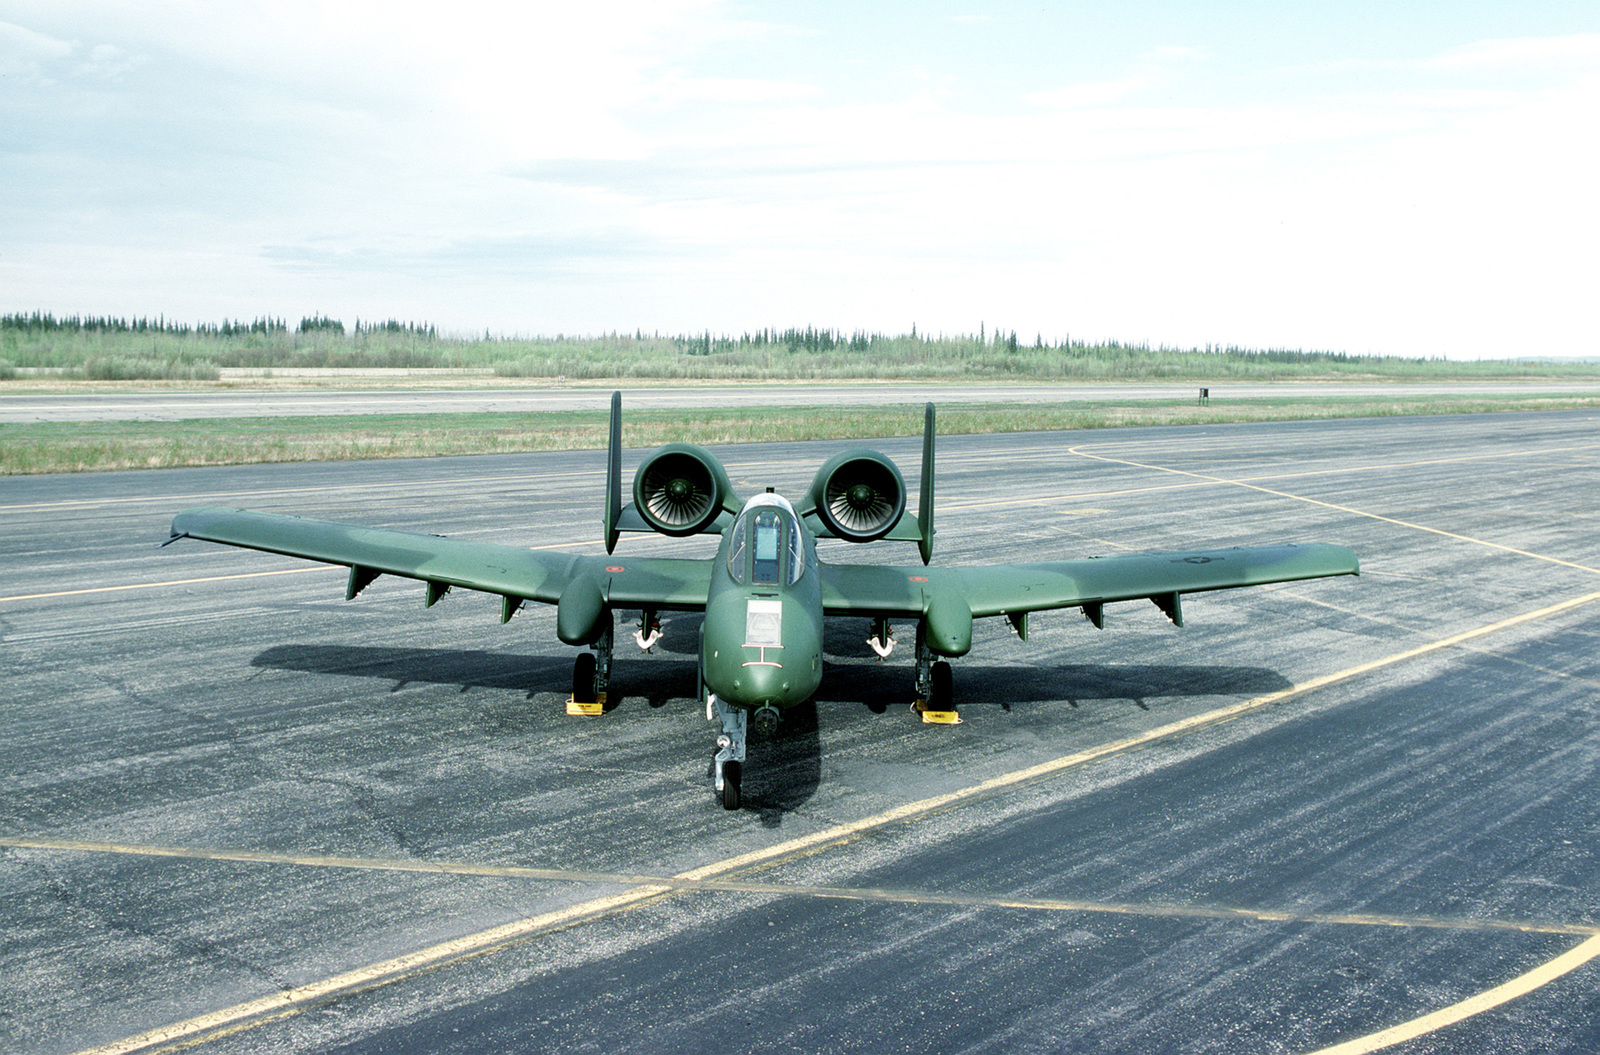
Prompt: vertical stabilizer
<box><xmin>918</xmin><ymin>402</ymin><xmax>935</xmax><ymax>565</ymax></box>
<box><xmin>604</xmin><ymin>391</ymin><xmax>622</xmax><ymax>553</ymax></box>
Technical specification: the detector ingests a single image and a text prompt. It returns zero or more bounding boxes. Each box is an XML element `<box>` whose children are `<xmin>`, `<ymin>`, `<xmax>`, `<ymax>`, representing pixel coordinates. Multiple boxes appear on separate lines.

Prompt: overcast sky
<box><xmin>2</xmin><ymin>2</ymin><xmax>1597</xmax><ymax>357</ymax></box>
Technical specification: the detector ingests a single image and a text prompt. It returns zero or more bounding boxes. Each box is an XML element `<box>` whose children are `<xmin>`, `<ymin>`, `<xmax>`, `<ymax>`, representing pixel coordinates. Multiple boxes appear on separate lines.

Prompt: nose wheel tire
<box><xmin>721</xmin><ymin>760</ymin><xmax>742</xmax><ymax>810</ymax></box>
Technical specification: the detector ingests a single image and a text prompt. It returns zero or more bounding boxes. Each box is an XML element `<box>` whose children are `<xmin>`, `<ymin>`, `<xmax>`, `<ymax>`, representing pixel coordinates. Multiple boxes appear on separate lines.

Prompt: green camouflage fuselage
<box><xmin>701</xmin><ymin>493</ymin><xmax>824</xmax><ymax>711</ymax></box>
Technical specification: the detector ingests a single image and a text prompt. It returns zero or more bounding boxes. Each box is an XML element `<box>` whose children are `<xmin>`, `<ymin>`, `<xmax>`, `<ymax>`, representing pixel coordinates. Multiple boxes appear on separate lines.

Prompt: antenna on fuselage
<box><xmin>917</xmin><ymin>402</ymin><xmax>935</xmax><ymax>565</ymax></box>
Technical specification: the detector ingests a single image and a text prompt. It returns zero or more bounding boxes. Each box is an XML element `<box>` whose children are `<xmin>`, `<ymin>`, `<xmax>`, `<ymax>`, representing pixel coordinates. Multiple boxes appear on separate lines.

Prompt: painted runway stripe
<box><xmin>11</xmin><ymin>436</ymin><xmax>1592</xmax><ymax>516</ymax></box>
<box><xmin>0</xmin><ymin>468</ymin><xmax>598</xmax><ymax>513</ymax></box>
<box><xmin>64</xmin><ymin>886</ymin><xmax>676</xmax><ymax>1055</ymax></box>
<box><xmin>0</xmin><ymin>538</ymin><xmax>616</xmax><ymax>604</ymax></box>
<box><xmin>0</xmin><ymin>566</ymin><xmax>334</xmax><ymax>602</ymax></box>
<box><xmin>1304</xmin><ymin>934</ymin><xmax>1600</xmax><ymax>1055</ymax></box>
<box><xmin>1069</xmin><ymin>446</ymin><xmax>1600</xmax><ymax>577</ymax></box>
<box><xmin>677</xmin><ymin>588</ymin><xmax>1600</xmax><ymax>885</ymax></box>
<box><xmin>28</xmin><ymin>440</ymin><xmax>1576</xmax><ymax>607</ymax></box>
<box><xmin>936</xmin><ymin>441</ymin><xmax>1600</xmax><ymax>514</ymax></box>
<box><xmin>52</xmin><ymin>586</ymin><xmax>1600</xmax><ymax>1055</ymax></box>
<box><xmin>1073</xmin><ymin>440</ymin><xmax>1600</xmax><ymax>479</ymax></box>
<box><xmin>7</xmin><ymin>836</ymin><xmax>1594</xmax><ymax>940</ymax></box>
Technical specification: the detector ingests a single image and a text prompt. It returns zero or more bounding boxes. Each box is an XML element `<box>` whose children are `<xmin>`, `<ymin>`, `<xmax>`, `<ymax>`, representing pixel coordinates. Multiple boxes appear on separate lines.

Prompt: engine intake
<box><xmin>632</xmin><ymin>444</ymin><xmax>734</xmax><ymax>536</ymax></box>
<box><xmin>807</xmin><ymin>450</ymin><xmax>906</xmax><ymax>542</ymax></box>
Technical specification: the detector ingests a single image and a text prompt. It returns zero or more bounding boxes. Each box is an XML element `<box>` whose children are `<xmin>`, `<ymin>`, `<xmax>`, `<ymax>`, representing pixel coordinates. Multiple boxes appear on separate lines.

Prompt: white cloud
<box><xmin>0</xmin><ymin>20</ymin><xmax>83</xmax><ymax>81</ymax></box>
<box><xmin>1024</xmin><ymin>46</ymin><xmax>1201</xmax><ymax>109</ymax></box>
<box><xmin>0</xmin><ymin>26</ymin><xmax>141</xmax><ymax>80</ymax></box>
<box><xmin>1424</xmin><ymin>32</ymin><xmax>1600</xmax><ymax>73</ymax></box>
<box><xmin>1</xmin><ymin>5</ymin><xmax>1596</xmax><ymax>357</ymax></box>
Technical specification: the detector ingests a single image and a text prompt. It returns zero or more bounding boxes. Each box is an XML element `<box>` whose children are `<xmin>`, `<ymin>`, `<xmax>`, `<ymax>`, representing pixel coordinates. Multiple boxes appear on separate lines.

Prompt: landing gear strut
<box><xmin>710</xmin><ymin>694</ymin><xmax>746</xmax><ymax>810</ymax></box>
<box><xmin>913</xmin><ymin>620</ymin><xmax>933</xmax><ymax>700</ymax></box>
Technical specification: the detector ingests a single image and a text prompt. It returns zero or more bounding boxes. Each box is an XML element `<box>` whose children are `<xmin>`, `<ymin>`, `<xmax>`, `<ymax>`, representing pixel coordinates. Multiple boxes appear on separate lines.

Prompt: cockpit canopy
<box><xmin>727</xmin><ymin>493</ymin><xmax>805</xmax><ymax>586</ymax></box>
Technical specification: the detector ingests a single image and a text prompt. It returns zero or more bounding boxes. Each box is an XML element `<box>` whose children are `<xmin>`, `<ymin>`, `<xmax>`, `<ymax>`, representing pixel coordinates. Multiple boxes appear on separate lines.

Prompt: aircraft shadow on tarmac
<box><xmin>250</xmin><ymin>642</ymin><xmax>820</xmax><ymax>821</ymax></box>
<box><xmin>251</xmin><ymin>641</ymin><xmax>1292</xmax><ymax>820</ymax></box>
<box><xmin>816</xmin><ymin>617</ymin><xmax>1294</xmax><ymax>711</ymax></box>
<box><xmin>250</xmin><ymin>643</ymin><xmax>694</xmax><ymax>709</ymax></box>
<box><xmin>825</xmin><ymin>660</ymin><xmax>1295</xmax><ymax>713</ymax></box>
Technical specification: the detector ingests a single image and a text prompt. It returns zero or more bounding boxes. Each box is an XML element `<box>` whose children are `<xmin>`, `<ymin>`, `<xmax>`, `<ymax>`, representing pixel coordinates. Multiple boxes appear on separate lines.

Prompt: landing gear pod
<box><xmin>806</xmin><ymin>450</ymin><xmax>907</xmax><ymax>542</ymax></box>
<box><xmin>632</xmin><ymin>444</ymin><xmax>735</xmax><ymax>536</ymax></box>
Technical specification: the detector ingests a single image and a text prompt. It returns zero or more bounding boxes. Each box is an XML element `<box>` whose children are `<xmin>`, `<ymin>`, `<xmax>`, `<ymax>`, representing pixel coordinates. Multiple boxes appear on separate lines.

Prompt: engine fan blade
<box><xmin>642</xmin><ymin>465</ymin><xmax>713</xmax><ymax>527</ymax></box>
<box><xmin>826</xmin><ymin>479</ymin><xmax>894</xmax><ymax>532</ymax></box>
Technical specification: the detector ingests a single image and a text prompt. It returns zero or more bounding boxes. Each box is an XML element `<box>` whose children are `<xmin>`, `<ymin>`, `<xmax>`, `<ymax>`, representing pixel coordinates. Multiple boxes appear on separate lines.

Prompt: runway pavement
<box><xmin>6</xmin><ymin>380</ymin><xmax>1600</xmax><ymax>422</ymax></box>
<box><xmin>3</xmin><ymin>409</ymin><xmax>1600</xmax><ymax>1053</ymax></box>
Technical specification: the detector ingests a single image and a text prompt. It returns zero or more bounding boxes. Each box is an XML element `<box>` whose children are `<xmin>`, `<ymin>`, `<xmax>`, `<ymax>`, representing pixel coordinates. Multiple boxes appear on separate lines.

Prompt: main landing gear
<box><xmin>567</xmin><ymin>615</ymin><xmax>614</xmax><ymax>716</ymax></box>
<box><xmin>910</xmin><ymin>621</ymin><xmax>961</xmax><ymax>725</ymax></box>
<box><xmin>569</xmin><ymin>611</ymin><xmax>663</xmax><ymax>716</ymax></box>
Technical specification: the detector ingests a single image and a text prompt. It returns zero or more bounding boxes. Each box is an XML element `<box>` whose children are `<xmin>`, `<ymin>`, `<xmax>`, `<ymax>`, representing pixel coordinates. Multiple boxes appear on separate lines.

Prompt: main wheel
<box><xmin>572</xmin><ymin>651</ymin><xmax>598</xmax><ymax>703</ymax></box>
<box><xmin>929</xmin><ymin>660</ymin><xmax>953</xmax><ymax>710</ymax></box>
<box><xmin>721</xmin><ymin>759</ymin><xmax>742</xmax><ymax>811</ymax></box>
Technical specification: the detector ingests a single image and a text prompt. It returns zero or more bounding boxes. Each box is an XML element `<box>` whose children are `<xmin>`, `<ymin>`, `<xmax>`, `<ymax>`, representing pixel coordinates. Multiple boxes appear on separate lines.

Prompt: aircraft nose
<box><xmin>733</xmin><ymin>662</ymin><xmax>791</xmax><ymax>705</ymax></box>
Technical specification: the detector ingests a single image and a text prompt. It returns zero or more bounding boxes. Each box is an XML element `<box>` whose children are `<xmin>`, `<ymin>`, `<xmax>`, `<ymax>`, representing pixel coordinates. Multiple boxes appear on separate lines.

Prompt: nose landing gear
<box><xmin>709</xmin><ymin>694</ymin><xmax>747</xmax><ymax>810</ymax></box>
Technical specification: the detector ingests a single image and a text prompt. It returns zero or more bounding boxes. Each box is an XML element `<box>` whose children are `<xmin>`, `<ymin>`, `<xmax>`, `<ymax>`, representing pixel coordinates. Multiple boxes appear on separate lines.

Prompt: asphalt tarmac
<box><xmin>3</xmin><ymin>409</ymin><xmax>1600</xmax><ymax>1054</ymax></box>
<box><xmin>6</xmin><ymin>380</ymin><xmax>1600</xmax><ymax>422</ymax></box>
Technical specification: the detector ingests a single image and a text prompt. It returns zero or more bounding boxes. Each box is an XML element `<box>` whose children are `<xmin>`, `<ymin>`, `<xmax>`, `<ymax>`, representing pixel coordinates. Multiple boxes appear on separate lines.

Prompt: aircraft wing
<box><xmin>821</xmin><ymin>542</ymin><xmax>1359</xmax><ymax>624</ymax></box>
<box><xmin>168</xmin><ymin>507</ymin><xmax>713</xmax><ymax>615</ymax></box>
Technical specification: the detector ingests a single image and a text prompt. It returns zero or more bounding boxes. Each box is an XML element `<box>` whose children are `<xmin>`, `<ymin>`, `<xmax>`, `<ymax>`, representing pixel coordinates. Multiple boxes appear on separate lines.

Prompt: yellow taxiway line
<box><xmin>0</xmin><ymin>468</ymin><xmax>598</xmax><ymax>514</ymax></box>
<box><xmin>1306</xmin><ymin>934</ymin><xmax>1600</xmax><ymax>1054</ymax></box>
<box><xmin>0</xmin><ymin>566</ymin><xmax>333</xmax><ymax>603</ymax></box>
<box><xmin>1068</xmin><ymin>444</ymin><xmax>1600</xmax><ymax>578</ymax></box>
<box><xmin>67</xmin><ymin>886</ymin><xmax>675</xmax><ymax>1055</ymax></box>
<box><xmin>16</xmin><ymin>438</ymin><xmax>1600</xmax><ymax>1053</ymax></box>
<box><xmin>0</xmin><ymin>539</ymin><xmax>620</xmax><ymax>606</ymax></box>
<box><xmin>39</xmin><ymin>587</ymin><xmax>1600</xmax><ymax>1055</ymax></box>
<box><xmin>8</xmin><ymin>835</ymin><xmax>1593</xmax><ymax>940</ymax></box>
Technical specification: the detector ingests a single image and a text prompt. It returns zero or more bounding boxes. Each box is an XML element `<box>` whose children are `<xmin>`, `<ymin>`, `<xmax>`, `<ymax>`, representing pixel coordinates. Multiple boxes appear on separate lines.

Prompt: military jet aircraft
<box><xmin>168</xmin><ymin>393</ymin><xmax>1358</xmax><ymax>809</ymax></box>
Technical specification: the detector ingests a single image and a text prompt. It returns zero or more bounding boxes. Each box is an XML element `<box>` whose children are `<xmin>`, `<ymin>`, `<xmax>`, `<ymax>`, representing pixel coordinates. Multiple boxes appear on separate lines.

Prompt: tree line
<box><xmin>1</xmin><ymin>312</ymin><xmax>436</xmax><ymax>339</ymax></box>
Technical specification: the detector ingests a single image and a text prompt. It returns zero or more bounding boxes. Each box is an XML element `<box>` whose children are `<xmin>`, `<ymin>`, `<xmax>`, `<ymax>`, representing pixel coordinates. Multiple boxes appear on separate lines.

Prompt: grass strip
<box><xmin>5</xmin><ymin>396</ymin><xmax>1600</xmax><ymax>475</ymax></box>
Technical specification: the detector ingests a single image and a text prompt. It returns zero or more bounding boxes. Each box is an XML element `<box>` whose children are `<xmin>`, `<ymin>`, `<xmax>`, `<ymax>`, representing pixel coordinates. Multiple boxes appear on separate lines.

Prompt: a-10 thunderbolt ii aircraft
<box><xmin>168</xmin><ymin>393</ymin><xmax>1358</xmax><ymax>810</ymax></box>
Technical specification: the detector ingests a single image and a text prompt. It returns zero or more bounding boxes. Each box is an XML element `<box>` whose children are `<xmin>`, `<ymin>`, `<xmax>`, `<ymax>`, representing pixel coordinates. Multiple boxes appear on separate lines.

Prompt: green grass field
<box><xmin>7</xmin><ymin>316</ymin><xmax>1600</xmax><ymax>383</ymax></box>
<box><xmin>6</xmin><ymin>315</ymin><xmax>1599</xmax><ymax>474</ymax></box>
<box><xmin>6</xmin><ymin>394</ymin><xmax>1599</xmax><ymax>475</ymax></box>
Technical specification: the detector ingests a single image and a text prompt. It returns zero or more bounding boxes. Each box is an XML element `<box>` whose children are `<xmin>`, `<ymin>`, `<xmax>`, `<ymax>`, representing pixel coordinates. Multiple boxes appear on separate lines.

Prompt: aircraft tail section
<box><xmin>872</xmin><ymin>401</ymin><xmax>935</xmax><ymax>562</ymax></box>
<box><xmin>603</xmin><ymin>390</ymin><xmax>933</xmax><ymax>559</ymax></box>
<box><xmin>605</xmin><ymin>392</ymin><xmax>740</xmax><ymax>546</ymax></box>
<box><xmin>917</xmin><ymin>401</ymin><xmax>935</xmax><ymax>565</ymax></box>
<box><xmin>604</xmin><ymin>391</ymin><xmax>623</xmax><ymax>553</ymax></box>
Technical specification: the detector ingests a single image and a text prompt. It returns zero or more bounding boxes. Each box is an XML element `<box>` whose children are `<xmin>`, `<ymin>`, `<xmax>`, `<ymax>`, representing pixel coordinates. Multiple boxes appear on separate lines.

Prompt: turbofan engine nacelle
<box><xmin>632</xmin><ymin>443</ymin><xmax>736</xmax><ymax>536</ymax></box>
<box><xmin>807</xmin><ymin>450</ymin><xmax>907</xmax><ymax>543</ymax></box>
